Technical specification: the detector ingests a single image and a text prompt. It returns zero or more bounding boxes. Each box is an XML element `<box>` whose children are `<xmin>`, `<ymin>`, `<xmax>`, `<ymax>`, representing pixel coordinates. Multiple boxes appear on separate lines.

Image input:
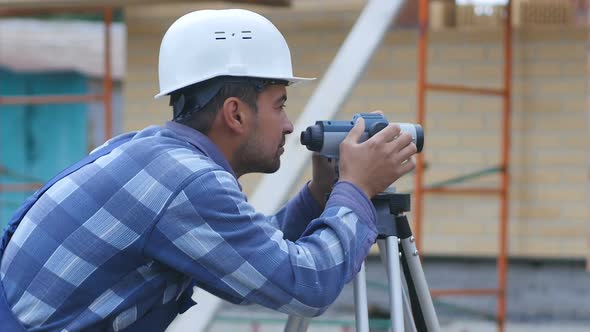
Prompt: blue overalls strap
<box><xmin>0</xmin><ymin>132</ymin><xmax>135</xmax><ymax>331</ymax></box>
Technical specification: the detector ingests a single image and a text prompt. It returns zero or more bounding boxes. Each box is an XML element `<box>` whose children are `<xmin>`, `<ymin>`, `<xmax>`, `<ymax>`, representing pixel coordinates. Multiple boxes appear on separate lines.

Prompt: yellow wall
<box><xmin>124</xmin><ymin>3</ymin><xmax>589</xmax><ymax>259</ymax></box>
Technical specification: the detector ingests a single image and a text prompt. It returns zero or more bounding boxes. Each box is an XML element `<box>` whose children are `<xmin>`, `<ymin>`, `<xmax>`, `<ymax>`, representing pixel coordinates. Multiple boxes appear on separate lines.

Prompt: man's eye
<box><xmin>279</xmin><ymin>104</ymin><xmax>287</xmax><ymax>110</ymax></box>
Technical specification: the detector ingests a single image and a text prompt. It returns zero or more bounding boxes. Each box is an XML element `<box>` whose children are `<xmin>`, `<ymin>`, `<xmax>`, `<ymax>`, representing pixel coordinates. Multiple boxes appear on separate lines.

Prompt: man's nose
<box><xmin>284</xmin><ymin>117</ymin><xmax>294</xmax><ymax>134</ymax></box>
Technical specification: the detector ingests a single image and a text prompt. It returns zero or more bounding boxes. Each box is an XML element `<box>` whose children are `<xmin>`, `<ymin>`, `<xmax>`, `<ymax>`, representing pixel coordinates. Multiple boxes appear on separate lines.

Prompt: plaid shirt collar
<box><xmin>164</xmin><ymin>121</ymin><xmax>240</xmax><ymax>185</ymax></box>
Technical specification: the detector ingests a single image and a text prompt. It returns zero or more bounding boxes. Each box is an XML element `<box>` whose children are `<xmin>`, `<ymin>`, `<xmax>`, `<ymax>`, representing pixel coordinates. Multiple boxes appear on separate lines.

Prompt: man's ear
<box><xmin>220</xmin><ymin>97</ymin><xmax>249</xmax><ymax>134</ymax></box>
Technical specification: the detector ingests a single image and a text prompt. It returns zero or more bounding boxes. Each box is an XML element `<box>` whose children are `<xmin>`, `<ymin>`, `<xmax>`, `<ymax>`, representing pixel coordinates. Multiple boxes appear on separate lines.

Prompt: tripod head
<box><xmin>300</xmin><ymin>113</ymin><xmax>424</xmax><ymax>159</ymax></box>
<box><xmin>373</xmin><ymin>187</ymin><xmax>411</xmax><ymax>214</ymax></box>
<box><xmin>372</xmin><ymin>188</ymin><xmax>411</xmax><ymax>239</ymax></box>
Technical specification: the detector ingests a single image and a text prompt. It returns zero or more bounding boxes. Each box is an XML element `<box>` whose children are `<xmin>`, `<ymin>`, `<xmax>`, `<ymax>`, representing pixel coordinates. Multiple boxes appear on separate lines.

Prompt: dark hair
<box><xmin>171</xmin><ymin>80</ymin><xmax>259</xmax><ymax>134</ymax></box>
<box><xmin>171</xmin><ymin>77</ymin><xmax>289</xmax><ymax>134</ymax></box>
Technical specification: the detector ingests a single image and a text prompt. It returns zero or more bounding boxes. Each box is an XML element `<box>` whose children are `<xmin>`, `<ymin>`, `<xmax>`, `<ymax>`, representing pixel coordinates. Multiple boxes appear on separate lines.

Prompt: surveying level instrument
<box><xmin>300</xmin><ymin>113</ymin><xmax>424</xmax><ymax>158</ymax></box>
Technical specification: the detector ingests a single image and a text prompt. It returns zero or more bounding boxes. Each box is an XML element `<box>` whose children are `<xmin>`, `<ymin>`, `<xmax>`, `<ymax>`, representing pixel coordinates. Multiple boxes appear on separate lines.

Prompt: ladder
<box><xmin>414</xmin><ymin>1</ymin><xmax>513</xmax><ymax>332</ymax></box>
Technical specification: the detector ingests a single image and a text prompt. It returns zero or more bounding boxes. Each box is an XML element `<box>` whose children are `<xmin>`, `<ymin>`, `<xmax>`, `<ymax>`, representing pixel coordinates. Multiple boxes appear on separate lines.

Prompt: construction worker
<box><xmin>0</xmin><ymin>9</ymin><xmax>417</xmax><ymax>331</ymax></box>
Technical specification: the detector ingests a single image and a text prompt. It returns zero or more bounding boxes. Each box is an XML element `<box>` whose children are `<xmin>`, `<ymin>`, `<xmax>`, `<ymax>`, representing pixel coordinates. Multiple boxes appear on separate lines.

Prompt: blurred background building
<box><xmin>0</xmin><ymin>0</ymin><xmax>589</xmax><ymax>331</ymax></box>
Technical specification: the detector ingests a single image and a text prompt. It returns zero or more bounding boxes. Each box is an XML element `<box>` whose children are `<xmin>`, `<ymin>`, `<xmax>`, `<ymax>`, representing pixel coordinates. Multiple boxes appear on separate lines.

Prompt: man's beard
<box><xmin>235</xmin><ymin>134</ymin><xmax>281</xmax><ymax>175</ymax></box>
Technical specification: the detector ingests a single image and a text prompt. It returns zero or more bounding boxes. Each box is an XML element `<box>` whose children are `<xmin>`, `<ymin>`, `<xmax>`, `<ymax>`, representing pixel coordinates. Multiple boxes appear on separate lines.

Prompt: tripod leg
<box><xmin>381</xmin><ymin>247</ymin><xmax>418</xmax><ymax>332</ymax></box>
<box><xmin>400</xmin><ymin>237</ymin><xmax>441</xmax><ymax>331</ymax></box>
<box><xmin>378</xmin><ymin>238</ymin><xmax>404</xmax><ymax>332</ymax></box>
<box><xmin>284</xmin><ymin>262</ymin><xmax>373</xmax><ymax>332</ymax></box>
<box><xmin>353</xmin><ymin>261</ymin><xmax>370</xmax><ymax>332</ymax></box>
<box><xmin>283</xmin><ymin>316</ymin><xmax>310</xmax><ymax>332</ymax></box>
<box><xmin>401</xmin><ymin>271</ymin><xmax>418</xmax><ymax>332</ymax></box>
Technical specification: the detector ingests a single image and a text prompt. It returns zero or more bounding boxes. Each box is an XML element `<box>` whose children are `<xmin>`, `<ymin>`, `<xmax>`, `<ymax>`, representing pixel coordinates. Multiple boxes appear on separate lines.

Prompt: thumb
<box><xmin>344</xmin><ymin>117</ymin><xmax>365</xmax><ymax>144</ymax></box>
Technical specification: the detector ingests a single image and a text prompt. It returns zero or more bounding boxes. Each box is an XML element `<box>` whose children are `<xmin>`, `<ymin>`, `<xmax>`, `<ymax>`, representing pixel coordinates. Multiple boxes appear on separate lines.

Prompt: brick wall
<box><xmin>124</xmin><ymin>4</ymin><xmax>589</xmax><ymax>259</ymax></box>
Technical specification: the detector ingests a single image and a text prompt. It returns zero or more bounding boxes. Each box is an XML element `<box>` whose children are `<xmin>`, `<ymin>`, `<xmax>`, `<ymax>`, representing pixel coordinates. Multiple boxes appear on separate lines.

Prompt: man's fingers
<box><xmin>369</xmin><ymin>123</ymin><xmax>401</xmax><ymax>145</ymax></box>
<box><xmin>394</xmin><ymin>133</ymin><xmax>415</xmax><ymax>149</ymax></box>
<box><xmin>344</xmin><ymin>117</ymin><xmax>366</xmax><ymax>144</ymax></box>
<box><xmin>399</xmin><ymin>156</ymin><xmax>416</xmax><ymax>174</ymax></box>
<box><xmin>395</xmin><ymin>142</ymin><xmax>418</xmax><ymax>163</ymax></box>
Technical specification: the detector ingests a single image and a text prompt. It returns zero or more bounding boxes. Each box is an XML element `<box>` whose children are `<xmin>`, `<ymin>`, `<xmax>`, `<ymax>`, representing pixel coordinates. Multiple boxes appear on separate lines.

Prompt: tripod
<box><xmin>284</xmin><ymin>188</ymin><xmax>440</xmax><ymax>332</ymax></box>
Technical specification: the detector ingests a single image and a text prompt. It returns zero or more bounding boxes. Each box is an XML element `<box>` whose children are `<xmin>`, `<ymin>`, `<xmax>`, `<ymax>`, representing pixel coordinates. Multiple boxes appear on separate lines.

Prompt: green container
<box><xmin>0</xmin><ymin>68</ymin><xmax>88</xmax><ymax>227</ymax></box>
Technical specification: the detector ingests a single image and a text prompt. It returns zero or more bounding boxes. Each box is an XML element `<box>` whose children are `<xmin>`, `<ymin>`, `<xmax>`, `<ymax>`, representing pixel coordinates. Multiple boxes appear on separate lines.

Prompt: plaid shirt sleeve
<box><xmin>143</xmin><ymin>169</ymin><xmax>377</xmax><ymax>317</ymax></box>
<box><xmin>269</xmin><ymin>182</ymin><xmax>323</xmax><ymax>241</ymax></box>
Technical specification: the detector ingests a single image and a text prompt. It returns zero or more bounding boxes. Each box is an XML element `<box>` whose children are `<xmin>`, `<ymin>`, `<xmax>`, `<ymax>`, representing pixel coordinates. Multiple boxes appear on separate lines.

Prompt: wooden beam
<box><xmin>0</xmin><ymin>0</ymin><xmax>290</xmax><ymax>10</ymax></box>
<box><xmin>223</xmin><ymin>0</ymin><xmax>290</xmax><ymax>6</ymax></box>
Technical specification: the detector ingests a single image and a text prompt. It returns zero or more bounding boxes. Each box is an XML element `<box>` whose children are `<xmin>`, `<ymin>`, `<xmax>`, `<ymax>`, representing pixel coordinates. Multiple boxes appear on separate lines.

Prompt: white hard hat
<box><xmin>155</xmin><ymin>9</ymin><xmax>314</xmax><ymax>99</ymax></box>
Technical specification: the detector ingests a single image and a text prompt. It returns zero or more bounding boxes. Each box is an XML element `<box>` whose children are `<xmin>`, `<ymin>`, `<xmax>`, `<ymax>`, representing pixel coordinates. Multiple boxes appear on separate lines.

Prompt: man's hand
<box><xmin>308</xmin><ymin>152</ymin><xmax>337</xmax><ymax>207</ymax></box>
<box><xmin>338</xmin><ymin>117</ymin><xmax>417</xmax><ymax>198</ymax></box>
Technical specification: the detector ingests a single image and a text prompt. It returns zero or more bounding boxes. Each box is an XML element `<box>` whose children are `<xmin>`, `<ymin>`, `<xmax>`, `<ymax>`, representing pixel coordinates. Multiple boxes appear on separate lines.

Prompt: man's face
<box><xmin>235</xmin><ymin>84</ymin><xmax>293</xmax><ymax>174</ymax></box>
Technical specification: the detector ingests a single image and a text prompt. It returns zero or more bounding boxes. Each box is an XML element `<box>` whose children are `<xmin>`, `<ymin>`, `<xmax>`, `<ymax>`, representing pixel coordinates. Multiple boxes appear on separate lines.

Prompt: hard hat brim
<box><xmin>155</xmin><ymin>75</ymin><xmax>315</xmax><ymax>99</ymax></box>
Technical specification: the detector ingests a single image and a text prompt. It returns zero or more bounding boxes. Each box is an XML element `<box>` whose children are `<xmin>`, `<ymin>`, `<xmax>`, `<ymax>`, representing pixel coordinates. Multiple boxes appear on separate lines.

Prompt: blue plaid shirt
<box><xmin>0</xmin><ymin>121</ymin><xmax>378</xmax><ymax>331</ymax></box>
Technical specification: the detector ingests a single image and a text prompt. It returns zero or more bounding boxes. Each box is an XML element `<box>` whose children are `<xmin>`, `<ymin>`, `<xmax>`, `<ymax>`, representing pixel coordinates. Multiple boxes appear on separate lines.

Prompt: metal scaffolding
<box><xmin>0</xmin><ymin>6</ymin><xmax>115</xmax><ymax>216</ymax></box>
<box><xmin>415</xmin><ymin>1</ymin><xmax>513</xmax><ymax>332</ymax></box>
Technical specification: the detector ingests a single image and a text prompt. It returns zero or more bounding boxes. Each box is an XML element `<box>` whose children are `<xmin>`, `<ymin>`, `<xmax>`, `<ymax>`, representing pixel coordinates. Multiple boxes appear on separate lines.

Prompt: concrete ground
<box><xmin>208</xmin><ymin>257</ymin><xmax>590</xmax><ymax>331</ymax></box>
